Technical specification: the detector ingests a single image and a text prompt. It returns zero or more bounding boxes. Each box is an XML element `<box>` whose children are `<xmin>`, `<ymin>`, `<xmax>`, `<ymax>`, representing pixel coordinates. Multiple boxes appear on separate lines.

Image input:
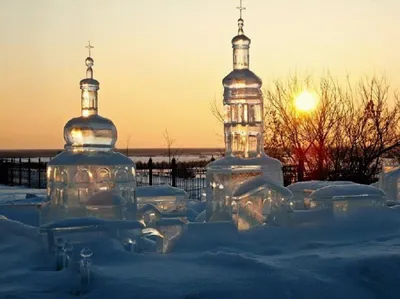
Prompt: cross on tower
<box><xmin>236</xmin><ymin>0</ymin><xmax>246</xmax><ymax>19</ymax></box>
<box><xmin>85</xmin><ymin>41</ymin><xmax>94</xmax><ymax>57</ymax></box>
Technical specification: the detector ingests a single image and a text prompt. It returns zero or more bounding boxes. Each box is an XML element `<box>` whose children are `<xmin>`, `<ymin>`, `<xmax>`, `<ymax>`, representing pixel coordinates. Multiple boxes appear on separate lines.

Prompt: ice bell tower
<box><xmin>222</xmin><ymin>0</ymin><xmax>264</xmax><ymax>158</ymax></box>
<box><xmin>205</xmin><ymin>2</ymin><xmax>288</xmax><ymax>230</ymax></box>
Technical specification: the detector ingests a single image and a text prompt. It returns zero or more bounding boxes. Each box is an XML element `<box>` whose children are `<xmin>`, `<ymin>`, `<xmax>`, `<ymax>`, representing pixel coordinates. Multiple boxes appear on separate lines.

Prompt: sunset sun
<box><xmin>294</xmin><ymin>90</ymin><xmax>318</xmax><ymax>112</ymax></box>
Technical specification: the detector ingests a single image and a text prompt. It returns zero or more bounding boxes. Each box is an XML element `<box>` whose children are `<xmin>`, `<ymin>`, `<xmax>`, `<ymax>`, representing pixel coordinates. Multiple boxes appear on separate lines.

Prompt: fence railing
<box><xmin>135</xmin><ymin>158</ymin><xmax>207</xmax><ymax>199</ymax></box>
<box><xmin>0</xmin><ymin>157</ymin><xmax>209</xmax><ymax>199</ymax></box>
<box><xmin>0</xmin><ymin>157</ymin><xmax>298</xmax><ymax>200</ymax></box>
<box><xmin>0</xmin><ymin>158</ymin><xmax>47</xmax><ymax>189</ymax></box>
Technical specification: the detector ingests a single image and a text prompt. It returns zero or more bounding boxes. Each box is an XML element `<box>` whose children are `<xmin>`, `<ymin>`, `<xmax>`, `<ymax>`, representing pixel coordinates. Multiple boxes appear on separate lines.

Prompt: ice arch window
<box><xmin>231</xmin><ymin>200</ymin><xmax>238</xmax><ymax>213</ymax></box>
<box><xmin>54</xmin><ymin>168</ymin><xmax>61</xmax><ymax>182</ymax></box>
<box><xmin>75</xmin><ymin>169</ymin><xmax>91</xmax><ymax>183</ymax></box>
<box><xmin>96</xmin><ymin>168</ymin><xmax>111</xmax><ymax>183</ymax></box>
<box><xmin>61</xmin><ymin>170</ymin><xmax>68</xmax><ymax>184</ymax></box>
<box><xmin>115</xmin><ymin>169</ymin><xmax>129</xmax><ymax>182</ymax></box>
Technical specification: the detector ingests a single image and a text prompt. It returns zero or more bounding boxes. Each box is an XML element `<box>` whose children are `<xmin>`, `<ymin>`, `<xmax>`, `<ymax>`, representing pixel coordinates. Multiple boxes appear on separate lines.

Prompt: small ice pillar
<box><xmin>62</xmin><ymin>241</ymin><xmax>74</xmax><ymax>269</ymax></box>
<box><xmin>79</xmin><ymin>248</ymin><xmax>93</xmax><ymax>288</ymax></box>
<box><xmin>122</xmin><ymin>237</ymin><xmax>134</xmax><ymax>252</ymax></box>
<box><xmin>55</xmin><ymin>237</ymin><xmax>65</xmax><ymax>271</ymax></box>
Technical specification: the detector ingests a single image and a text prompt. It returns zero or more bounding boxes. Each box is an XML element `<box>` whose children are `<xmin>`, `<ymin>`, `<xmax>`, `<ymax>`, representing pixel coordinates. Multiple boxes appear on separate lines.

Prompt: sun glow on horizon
<box><xmin>294</xmin><ymin>90</ymin><xmax>318</xmax><ymax>112</ymax></box>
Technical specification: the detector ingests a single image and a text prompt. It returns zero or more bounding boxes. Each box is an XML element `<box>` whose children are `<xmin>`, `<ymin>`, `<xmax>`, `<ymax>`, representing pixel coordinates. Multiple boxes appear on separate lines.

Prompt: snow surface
<box><xmin>0</xmin><ymin>184</ymin><xmax>46</xmax><ymax>202</ymax></box>
<box><xmin>2</xmin><ymin>185</ymin><xmax>400</xmax><ymax>298</ymax></box>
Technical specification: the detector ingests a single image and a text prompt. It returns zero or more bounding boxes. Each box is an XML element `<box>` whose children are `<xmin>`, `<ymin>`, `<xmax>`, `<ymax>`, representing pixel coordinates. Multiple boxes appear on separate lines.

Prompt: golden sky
<box><xmin>0</xmin><ymin>0</ymin><xmax>399</xmax><ymax>149</ymax></box>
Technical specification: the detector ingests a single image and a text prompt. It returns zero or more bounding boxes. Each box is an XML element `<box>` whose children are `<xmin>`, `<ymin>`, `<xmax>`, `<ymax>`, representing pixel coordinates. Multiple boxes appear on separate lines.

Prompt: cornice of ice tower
<box><xmin>63</xmin><ymin>42</ymin><xmax>117</xmax><ymax>152</ymax></box>
<box><xmin>222</xmin><ymin>1</ymin><xmax>264</xmax><ymax>159</ymax></box>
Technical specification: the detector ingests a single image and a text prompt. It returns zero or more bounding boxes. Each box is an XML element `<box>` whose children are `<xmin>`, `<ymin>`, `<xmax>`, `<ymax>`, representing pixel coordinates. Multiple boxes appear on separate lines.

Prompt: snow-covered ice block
<box><xmin>0</xmin><ymin>195</ymin><xmax>44</xmax><ymax>227</ymax></box>
<box><xmin>287</xmin><ymin>180</ymin><xmax>356</xmax><ymax>210</ymax></box>
<box><xmin>231</xmin><ymin>175</ymin><xmax>293</xmax><ymax>229</ymax></box>
<box><xmin>136</xmin><ymin>185</ymin><xmax>188</xmax><ymax>220</ymax></box>
<box><xmin>40</xmin><ymin>189</ymin><xmax>137</xmax><ymax>225</ymax></box>
<box><xmin>40</xmin><ymin>217</ymin><xmax>145</xmax><ymax>251</ymax></box>
<box><xmin>309</xmin><ymin>184</ymin><xmax>386</xmax><ymax>216</ymax></box>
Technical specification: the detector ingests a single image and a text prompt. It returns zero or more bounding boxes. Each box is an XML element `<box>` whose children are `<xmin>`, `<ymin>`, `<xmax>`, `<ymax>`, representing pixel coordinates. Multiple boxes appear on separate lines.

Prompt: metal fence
<box><xmin>0</xmin><ymin>156</ymin><xmax>298</xmax><ymax>200</ymax></box>
<box><xmin>0</xmin><ymin>158</ymin><xmax>47</xmax><ymax>189</ymax></box>
<box><xmin>135</xmin><ymin>158</ymin><xmax>207</xmax><ymax>199</ymax></box>
<box><xmin>0</xmin><ymin>157</ymin><xmax>208</xmax><ymax>199</ymax></box>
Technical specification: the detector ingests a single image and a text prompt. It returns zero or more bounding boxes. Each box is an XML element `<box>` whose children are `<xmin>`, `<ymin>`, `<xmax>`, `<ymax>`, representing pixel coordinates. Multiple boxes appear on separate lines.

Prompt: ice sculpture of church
<box><xmin>43</xmin><ymin>43</ymin><xmax>136</xmax><ymax>223</ymax></box>
<box><xmin>205</xmin><ymin>3</ymin><xmax>293</xmax><ymax>230</ymax></box>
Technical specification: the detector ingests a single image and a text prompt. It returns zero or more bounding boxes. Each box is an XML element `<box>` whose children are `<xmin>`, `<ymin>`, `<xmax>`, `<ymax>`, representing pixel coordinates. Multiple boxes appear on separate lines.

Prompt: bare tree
<box><xmin>162</xmin><ymin>129</ymin><xmax>182</xmax><ymax>164</ymax></box>
<box><xmin>327</xmin><ymin>76</ymin><xmax>400</xmax><ymax>182</ymax></box>
<box><xmin>126</xmin><ymin>134</ymin><xmax>132</xmax><ymax>157</ymax></box>
<box><xmin>264</xmin><ymin>74</ymin><xmax>316</xmax><ymax>180</ymax></box>
<box><xmin>210</xmin><ymin>98</ymin><xmax>224</xmax><ymax>124</ymax></box>
<box><xmin>264</xmin><ymin>73</ymin><xmax>400</xmax><ymax>183</ymax></box>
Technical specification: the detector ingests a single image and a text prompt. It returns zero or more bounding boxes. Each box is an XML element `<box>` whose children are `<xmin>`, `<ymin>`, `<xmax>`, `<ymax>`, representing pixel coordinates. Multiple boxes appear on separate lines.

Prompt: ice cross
<box><xmin>85</xmin><ymin>41</ymin><xmax>94</xmax><ymax>57</ymax></box>
<box><xmin>236</xmin><ymin>0</ymin><xmax>246</xmax><ymax>19</ymax></box>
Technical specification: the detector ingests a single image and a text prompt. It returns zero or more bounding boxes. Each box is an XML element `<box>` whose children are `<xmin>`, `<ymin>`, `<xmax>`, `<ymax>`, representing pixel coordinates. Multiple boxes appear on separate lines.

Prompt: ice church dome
<box><xmin>64</xmin><ymin>115</ymin><xmax>117</xmax><ymax>151</ymax></box>
<box><xmin>44</xmin><ymin>43</ymin><xmax>136</xmax><ymax>224</ymax></box>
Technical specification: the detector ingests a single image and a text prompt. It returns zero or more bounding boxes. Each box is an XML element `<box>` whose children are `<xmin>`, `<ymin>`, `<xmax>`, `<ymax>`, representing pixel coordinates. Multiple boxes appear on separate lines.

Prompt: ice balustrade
<box><xmin>205</xmin><ymin>2</ymin><xmax>289</xmax><ymax>230</ymax></box>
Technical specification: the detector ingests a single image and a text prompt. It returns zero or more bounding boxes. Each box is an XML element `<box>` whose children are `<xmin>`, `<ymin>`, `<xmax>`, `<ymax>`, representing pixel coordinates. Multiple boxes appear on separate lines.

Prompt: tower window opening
<box><xmin>249</xmin><ymin>135</ymin><xmax>257</xmax><ymax>152</ymax></box>
<box><xmin>238</xmin><ymin>105</ymin><xmax>243</xmax><ymax>123</ymax></box>
<box><xmin>249</xmin><ymin>105</ymin><xmax>255</xmax><ymax>123</ymax></box>
<box><xmin>243</xmin><ymin>104</ymin><xmax>248</xmax><ymax>122</ymax></box>
<box><xmin>224</xmin><ymin>105</ymin><xmax>231</xmax><ymax>123</ymax></box>
<box><xmin>254</xmin><ymin>104</ymin><xmax>261</xmax><ymax>122</ymax></box>
<box><xmin>231</xmin><ymin>105</ymin><xmax>238</xmax><ymax>123</ymax></box>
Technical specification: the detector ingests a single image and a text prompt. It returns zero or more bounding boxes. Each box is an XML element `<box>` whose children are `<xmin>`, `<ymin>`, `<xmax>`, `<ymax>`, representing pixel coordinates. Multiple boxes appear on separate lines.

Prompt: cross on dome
<box><xmin>236</xmin><ymin>0</ymin><xmax>246</xmax><ymax>19</ymax></box>
<box><xmin>236</xmin><ymin>0</ymin><xmax>246</xmax><ymax>35</ymax></box>
<box><xmin>85</xmin><ymin>41</ymin><xmax>94</xmax><ymax>58</ymax></box>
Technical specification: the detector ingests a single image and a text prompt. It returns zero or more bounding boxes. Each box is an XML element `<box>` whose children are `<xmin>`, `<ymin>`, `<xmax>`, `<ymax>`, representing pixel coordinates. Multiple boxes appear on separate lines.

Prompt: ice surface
<box><xmin>2</xmin><ymin>207</ymin><xmax>400</xmax><ymax>298</ymax></box>
<box><xmin>0</xmin><ymin>185</ymin><xmax>46</xmax><ymax>202</ymax></box>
